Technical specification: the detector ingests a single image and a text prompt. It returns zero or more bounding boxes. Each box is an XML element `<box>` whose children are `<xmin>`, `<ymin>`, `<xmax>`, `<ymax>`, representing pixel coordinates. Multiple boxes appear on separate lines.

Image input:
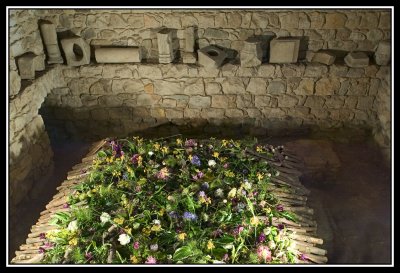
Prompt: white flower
<box><xmin>67</xmin><ymin>220</ymin><xmax>78</xmax><ymax>232</ymax></box>
<box><xmin>100</xmin><ymin>212</ymin><xmax>111</xmax><ymax>224</ymax></box>
<box><xmin>118</xmin><ymin>233</ymin><xmax>131</xmax><ymax>245</ymax></box>
<box><xmin>153</xmin><ymin>219</ymin><xmax>161</xmax><ymax>225</ymax></box>
<box><xmin>148</xmin><ymin>151</ymin><xmax>154</xmax><ymax>156</ymax></box>
<box><xmin>223</xmin><ymin>199</ymin><xmax>227</xmax><ymax>203</ymax></box>
<box><xmin>208</xmin><ymin>159</ymin><xmax>216</xmax><ymax>167</ymax></box>
<box><xmin>244</xmin><ymin>181</ymin><xmax>252</xmax><ymax>190</ymax></box>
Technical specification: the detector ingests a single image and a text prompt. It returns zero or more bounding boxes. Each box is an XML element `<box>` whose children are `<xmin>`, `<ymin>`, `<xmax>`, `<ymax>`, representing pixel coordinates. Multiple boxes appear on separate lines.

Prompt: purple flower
<box><xmin>257</xmin><ymin>245</ymin><xmax>272</xmax><ymax>263</ymax></box>
<box><xmin>223</xmin><ymin>163</ymin><xmax>229</xmax><ymax>169</ymax></box>
<box><xmin>39</xmin><ymin>233</ymin><xmax>46</xmax><ymax>240</ymax></box>
<box><xmin>278</xmin><ymin>224</ymin><xmax>285</xmax><ymax>230</ymax></box>
<box><xmin>197</xmin><ymin>171</ymin><xmax>204</xmax><ymax>178</ymax></box>
<box><xmin>38</xmin><ymin>247</ymin><xmax>45</xmax><ymax>254</ymax></box>
<box><xmin>258</xmin><ymin>232</ymin><xmax>266</xmax><ymax>243</ymax></box>
<box><xmin>111</xmin><ymin>141</ymin><xmax>123</xmax><ymax>158</ymax></box>
<box><xmin>122</xmin><ymin>173</ymin><xmax>129</xmax><ymax>180</ymax></box>
<box><xmin>299</xmin><ymin>253</ymin><xmax>308</xmax><ymax>261</ymax></box>
<box><xmin>43</xmin><ymin>242</ymin><xmax>54</xmax><ymax>249</ymax></box>
<box><xmin>145</xmin><ymin>256</ymin><xmax>157</xmax><ymax>264</ymax></box>
<box><xmin>131</xmin><ymin>154</ymin><xmax>140</xmax><ymax>164</ymax></box>
<box><xmin>185</xmin><ymin>139</ymin><xmax>197</xmax><ymax>147</ymax></box>
<box><xmin>85</xmin><ymin>252</ymin><xmax>93</xmax><ymax>261</ymax></box>
<box><xmin>133</xmin><ymin>241</ymin><xmax>140</xmax><ymax>250</ymax></box>
<box><xmin>233</xmin><ymin>225</ymin><xmax>244</xmax><ymax>236</ymax></box>
<box><xmin>211</xmin><ymin>229</ymin><xmax>223</xmax><ymax>238</ymax></box>
<box><xmin>223</xmin><ymin>254</ymin><xmax>229</xmax><ymax>262</ymax></box>
<box><xmin>276</xmin><ymin>204</ymin><xmax>284</xmax><ymax>212</ymax></box>
<box><xmin>198</xmin><ymin>191</ymin><xmax>206</xmax><ymax>198</ymax></box>
<box><xmin>183</xmin><ymin>211</ymin><xmax>197</xmax><ymax>221</ymax></box>
<box><xmin>63</xmin><ymin>203</ymin><xmax>69</xmax><ymax>209</ymax></box>
<box><xmin>191</xmin><ymin>155</ymin><xmax>201</xmax><ymax>166</ymax></box>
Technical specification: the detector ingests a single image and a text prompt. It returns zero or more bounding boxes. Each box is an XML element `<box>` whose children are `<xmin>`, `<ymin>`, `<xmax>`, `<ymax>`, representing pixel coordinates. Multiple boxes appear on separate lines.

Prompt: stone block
<box><xmin>95</xmin><ymin>47</ymin><xmax>142</xmax><ymax>63</ymax></box>
<box><xmin>269</xmin><ymin>38</ymin><xmax>300</xmax><ymax>63</ymax></box>
<box><xmin>185</xmin><ymin>26</ymin><xmax>195</xmax><ymax>52</ymax></box>
<box><xmin>157</xmin><ymin>28</ymin><xmax>175</xmax><ymax>63</ymax></box>
<box><xmin>344</xmin><ymin>52</ymin><xmax>369</xmax><ymax>68</ymax></box>
<box><xmin>188</xmin><ymin>96</ymin><xmax>211</xmax><ymax>108</ymax></box>
<box><xmin>39</xmin><ymin>22</ymin><xmax>63</xmax><ymax>64</ymax></box>
<box><xmin>182</xmin><ymin>52</ymin><xmax>197</xmax><ymax>64</ymax></box>
<box><xmin>34</xmin><ymin>54</ymin><xmax>46</xmax><ymax>71</ymax></box>
<box><xmin>17</xmin><ymin>52</ymin><xmax>36</xmax><ymax>79</ymax></box>
<box><xmin>240</xmin><ymin>37</ymin><xmax>263</xmax><ymax>67</ymax></box>
<box><xmin>374</xmin><ymin>41</ymin><xmax>390</xmax><ymax>66</ymax></box>
<box><xmin>60</xmin><ymin>37</ymin><xmax>91</xmax><ymax>66</ymax></box>
<box><xmin>311</xmin><ymin>50</ymin><xmax>336</xmax><ymax>65</ymax></box>
<box><xmin>198</xmin><ymin>45</ymin><xmax>227</xmax><ymax>69</ymax></box>
<box><xmin>10</xmin><ymin>70</ymin><xmax>21</xmax><ymax>96</ymax></box>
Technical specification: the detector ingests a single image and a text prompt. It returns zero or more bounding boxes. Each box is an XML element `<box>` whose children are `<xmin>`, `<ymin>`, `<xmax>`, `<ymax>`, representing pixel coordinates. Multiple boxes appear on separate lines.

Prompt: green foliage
<box><xmin>42</xmin><ymin>137</ymin><xmax>301</xmax><ymax>264</ymax></box>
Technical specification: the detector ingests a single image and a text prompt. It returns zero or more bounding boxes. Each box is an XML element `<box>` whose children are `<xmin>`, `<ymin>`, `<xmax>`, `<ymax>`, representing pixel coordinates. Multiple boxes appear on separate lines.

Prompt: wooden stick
<box><xmin>291</xmin><ymin>242</ymin><xmax>327</xmax><ymax>256</ymax></box>
<box><xmin>289</xmin><ymin>233</ymin><xmax>324</xmax><ymax>245</ymax></box>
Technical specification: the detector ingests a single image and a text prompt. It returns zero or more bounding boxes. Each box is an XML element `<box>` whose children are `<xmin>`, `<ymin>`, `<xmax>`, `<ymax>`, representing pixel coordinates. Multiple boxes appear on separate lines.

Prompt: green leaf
<box><xmin>218</xmin><ymin>235</ymin><xmax>235</xmax><ymax>244</ymax></box>
<box><xmin>173</xmin><ymin>246</ymin><xmax>193</xmax><ymax>261</ymax></box>
<box><xmin>97</xmin><ymin>151</ymin><xmax>107</xmax><ymax>158</ymax></box>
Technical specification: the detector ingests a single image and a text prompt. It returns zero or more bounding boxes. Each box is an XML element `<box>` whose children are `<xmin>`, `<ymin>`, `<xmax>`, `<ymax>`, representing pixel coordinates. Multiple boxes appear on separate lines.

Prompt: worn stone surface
<box><xmin>269</xmin><ymin>38</ymin><xmax>300</xmax><ymax>63</ymax></box>
<box><xmin>17</xmin><ymin>52</ymin><xmax>36</xmax><ymax>79</ymax></box>
<box><xmin>39</xmin><ymin>22</ymin><xmax>63</xmax><ymax>64</ymax></box>
<box><xmin>95</xmin><ymin>47</ymin><xmax>142</xmax><ymax>63</ymax></box>
<box><xmin>240</xmin><ymin>37</ymin><xmax>262</xmax><ymax>67</ymax></box>
<box><xmin>60</xmin><ymin>37</ymin><xmax>91</xmax><ymax>66</ymax></box>
<box><xmin>312</xmin><ymin>50</ymin><xmax>336</xmax><ymax>65</ymax></box>
<box><xmin>344</xmin><ymin>52</ymin><xmax>370</xmax><ymax>68</ymax></box>
<box><xmin>157</xmin><ymin>28</ymin><xmax>175</xmax><ymax>63</ymax></box>
<box><xmin>198</xmin><ymin>45</ymin><xmax>227</xmax><ymax>69</ymax></box>
<box><xmin>374</xmin><ymin>41</ymin><xmax>391</xmax><ymax>66</ymax></box>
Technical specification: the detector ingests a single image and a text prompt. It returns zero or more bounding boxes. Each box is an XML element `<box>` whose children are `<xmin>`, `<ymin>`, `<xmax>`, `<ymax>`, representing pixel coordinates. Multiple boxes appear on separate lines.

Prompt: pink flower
<box><xmin>145</xmin><ymin>256</ymin><xmax>157</xmax><ymax>264</ymax></box>
<box><xmin>156</xmin><ymin>167</ymin><xmax>170</xmax><ymax>180</ymax></box>
<box><xmin>257</xmin><ymin>245</ymin><xmax>272</xmax><ymax>263</ymax></box>
<box><xmin>223</xmin><ymin>163</ymin><xmax>229</xmax><ymax>169</ymax></box>
<box><xmin>133</xmin><ymin>241</ymin><xmax>140</xmax><ymax>250</ymax></box>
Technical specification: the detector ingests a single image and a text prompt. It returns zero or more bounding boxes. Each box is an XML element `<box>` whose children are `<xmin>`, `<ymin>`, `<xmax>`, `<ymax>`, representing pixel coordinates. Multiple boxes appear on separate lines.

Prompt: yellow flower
<box><xmin>188</xmin><ymin>155</ymin><xmax>193</xmax><ymax>161</ymax></box>
<box><xmin>224</xmin><ymin>170</ymin><xmax>235</xmax><ymax>178</ymax></box>
<box><xmin>114</xmin><ymin>217</ymin><xmax>124</xmax><ymax>225</ymax></box>
<box><xmin>124</xmin><ymin>227</ymin><xmax>132</xmax><ymax>235</ymax></box>
<box><xmin>222</xmin><ymin>139</ymin><xmax>229</xmax><ymax>147</ymax></box>
<box><xmin>138</xmin><ymin>178</ymin><xmax>147</xmax><ymax>185</ymax></box>
<box><xmin>256</xmin><ymin>146</ymin><xmax>263</xmax><ymax>153</ymax></box>
<box><xmin>142</xmin><ymin>227</ymin><xmax>151</xmax><ymax>236</ymax></box>
<box><xmin>153</xmin><ymin>143</ymin><xmax>161</xmax><ymax>151</ymax></box>
<box><xmin>162</xmin><ymin>146</ymin><xmax>169</xmax><ymax>154</ymax></box>
<box><xmin>151</xmin><ymin>224</ymin><xmax>162</xmax><ymax>232</ymax></box>
<box><xmin>257</xmin><ymin>172</ymin><xmax>264</xmax><ymax>181</ymax></box>
<box><xmin>220</xmin><ymin>157</ymin><xmax>227</xmax><ymax>162</ymax></box>
<box><xmin>126</xmin><ymin>167</ymin><xmax>134</xmax><ymax>176</ymax></box>
<box><xmin>207</xmin><ymin>240</ymin><xmax>215</xmax><ymax>251</ymax></box>
<box><xmin>112</xmin><ymin>170</ymin><xmax>121</xmax><ymax>177</ymax></box>
<box><xmin>177</xmin><ymin>233</ymin><xmax>187</xmax><ymax>241</ymax></box>
<box><xmin>158</xmin><ymin>208</ymin><xmax>165</xmax><ymax>216</ymax></box>
<box><xmin>176</xmin><ymin>138</ymin><xmax>183</xmax><ymax>145</ymax></box>
<box><xmin>250</xmin><ymin>216</ymin><xmax>260</xmax><ymax>226</ymax></box>
<box><xmin>228</xmin><ymin>188</ymin><xmax>237</xmax><ymax>199</ymax></box>
<box><xmin>137</xmin><ymin>155</ymin><xmax>143</xmax><ymax>167</ymax></box>
<box><xmin>130</xmin><ymin>255</ymin><xmax>139</xmax><ymax>264</ymax></box>
<box><xmin>213</xmin><ymin>152</ymin><xmax>219</xmax><ymax>158</ymax></box>
<box><xmin>69</xmin><ymin>237</ymin><xmax>78</xmax><ymax>246</ymax></box>
<box><xmin>106</xmin><ymin>156</ymin><xmax>114</xmax><ymax>163</ymax></box>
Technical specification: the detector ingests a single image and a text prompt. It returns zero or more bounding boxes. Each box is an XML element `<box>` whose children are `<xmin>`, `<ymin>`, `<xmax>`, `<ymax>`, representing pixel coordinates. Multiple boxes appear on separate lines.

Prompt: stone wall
<box><xmin>8</xmin><ymin>8</ymin><xmax>392</xmax><ymax>207</ymax></box>
<box><xmin>9</xmin><ymin>66</ymin><xmax>65</xmax><ymax>209</ymax></box>
<box><xmin>41</xmin><ymin>62</ymin><xmax>390</xmax><ymax>141</ymax></box>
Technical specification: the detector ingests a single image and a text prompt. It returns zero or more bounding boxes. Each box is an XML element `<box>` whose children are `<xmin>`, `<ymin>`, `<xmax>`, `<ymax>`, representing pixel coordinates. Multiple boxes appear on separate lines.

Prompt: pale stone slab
<box><xmin>17</xmin><ymin>52</ymin><xmax>36</xmax><ymax>79</ymax></box>
<box><xmin>185</xmin><ymin>26</ymin><xmax>195</xmax><ymax>53</ymax></box>
<box><xmin>60</xmin><ymin>37</ymin><xmax>91</xmax><ymax>66</ymax></box>
<box><xmin>157</xmin><ymin>28</ymin><xmax>175</xmax><ymax>63</ymax></box>
<box><xmin>374</xmin><ymin>41</ymin><xmax>390</xmax><ymax>66</ymax></box>
<box><xmin>311</xmin><ymin>50</ymin><xmax>336</xmax><ymax>65</ymax></box>
<box><xmin>39</xmin><ymin>22</ymin><xmax>63</xmax><ymax>64</ymax></box>
<box><xmin>34</xmin><ymin>54</ymin><xmax>46</xmax><ymax>71</ymax></box>
<box><xmin>269</xmin><ymin>38</ymin><xmax>300</xmax><ymax>63</ymax></box>
<box><xmin>182</xmin><ymin>52</ymin><xmax>197</xmax><ymax>64</ymax></box>
<box><xmin>344</xmin><ymin>52</ymin><xmax>369</xmax><ymax>68</ymax></box>
<box><xmin>198</xmin><ymin>45</ymin><xmax>227</xmax><ymax>69</ymax></box>
<box><xmin>95</xmin><ymin>47</ymin><xmax>142</xmax><ymax>63</ymax></box>
<box><xmin>240</xmin><ymin>37</ymin><xmax>263</xmax><ymax>67</ymax></box>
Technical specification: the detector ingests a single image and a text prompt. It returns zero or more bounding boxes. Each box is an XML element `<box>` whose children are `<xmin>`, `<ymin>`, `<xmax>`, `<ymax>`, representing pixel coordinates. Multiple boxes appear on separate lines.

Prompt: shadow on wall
<box><xmin>39</xmin><ymin>105</ymin><xmax>373</xmax><ymax>143</ymax></box>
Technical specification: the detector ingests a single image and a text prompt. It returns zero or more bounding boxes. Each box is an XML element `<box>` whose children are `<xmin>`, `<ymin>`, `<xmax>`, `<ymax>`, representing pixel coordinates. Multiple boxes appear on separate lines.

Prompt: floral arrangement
<box><xmin>41</xmin><ymin>137</ymin><xmax>302</xmax><ymax>264</ymax></box>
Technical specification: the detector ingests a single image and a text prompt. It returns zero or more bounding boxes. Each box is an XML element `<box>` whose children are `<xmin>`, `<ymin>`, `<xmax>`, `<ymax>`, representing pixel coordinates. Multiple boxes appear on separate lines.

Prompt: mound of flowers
<box><xmin>42</xmin><ymin>137</ymin><xmax>302</xmax><ymax>264</ymax></box>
